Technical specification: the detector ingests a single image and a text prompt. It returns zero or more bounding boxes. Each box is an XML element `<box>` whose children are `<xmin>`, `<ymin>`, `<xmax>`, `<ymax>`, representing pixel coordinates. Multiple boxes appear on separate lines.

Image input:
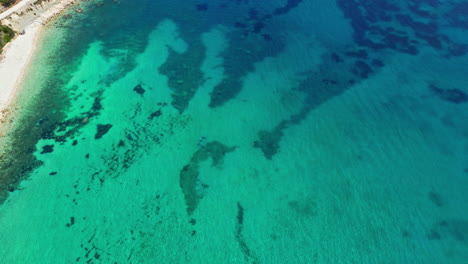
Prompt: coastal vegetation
<box><xmin>0</xmin><ymin>24</ymin><xmax>15</xmax><ymax>52</ymax></box>
<box><xmin>0</xmin><ymin>0</ymin><xmax>16</xmax><ymax>7</ymax></box>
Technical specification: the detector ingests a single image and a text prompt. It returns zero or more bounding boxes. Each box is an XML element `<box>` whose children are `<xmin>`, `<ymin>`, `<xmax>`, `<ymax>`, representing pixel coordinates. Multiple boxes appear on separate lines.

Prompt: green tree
<box><xmin>0</xmin><ymin>0</ymin><xmax>16</xmax><ymax>7</ymax></box>
<box><xmin>0</xmin><ymin>25</ymin><xmax>15</xmax><ymax>53</ymax></box>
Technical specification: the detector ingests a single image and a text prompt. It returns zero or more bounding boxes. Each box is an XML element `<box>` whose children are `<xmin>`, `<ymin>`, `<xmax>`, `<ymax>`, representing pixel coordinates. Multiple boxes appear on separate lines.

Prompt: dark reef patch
<box><xmin>1</xmin><ymin>0</ymin><xmax>296</xmax><ymax>202</ymax></box>
<box><xmin>159</xmin><ymin>43</ymin><xmax>205</xmax><ymax>113</ymax></box>
<box><xmin>254</xmin><ymin>53</ymin><xmax>364</xmax><ymax>159</ymax></box>
<box><xmin>237</xmin><ymin>203</ymin><xmax>244</xmax><ymax>225</ymax></box>
<box><xmin>448</xmin><ymin>220</ymin><xmax>468</xmax><ymax>242</ymax></box>
<box><xmin>133</xmin><ymin>84</ymin><xmax>145</xmax><ymax>96</ymax></box>
<box><xmin>273</xmin><ymin>0</ymin><xmax>304</xmax><ymax>16</ymax></box>
<box><xmin>429</xmin><ymin>219</ymin><xmax>468</xmax><ymax>242</ymax></box>
<box><xmin>40</xmin><ymin>144</ymin><xmax>55</xmax><ymax>154</ymax></box>
<box><xmin>117</xmin><ymin>140</ymin><xmax>125</xmax><ymax>147</ymax></box>
<box><xmin>331</xmin><ymin>53</ymin><xmax>344</xmax><ymax>63</ymax></box>
<box><xmin>205</xmin><ymin>1</ymin><xmax>294</xmax><ymax>108</ymax></box>
<box><xmin>179</xmin><ymin>141</ymin><xmax>236</xmax><ymax>215</ymax></box>
<box><xmin>253</xmin><ymin>124</ymin><xmax>286</xmax><ymax>160</ymax></box>
<box><xmin>155</xmin><ymin>0</ymin><xmax>295</xmax><ymax>109</ymax></box>
<box><xmin>446</xmin><ymin>2</ymin><xmax>468</xmax><ymax>30</ymax></box>
<box><xmin>209</xmin><ymin>32</ymin><xmax>285</xmax><ymax>108</ymax></box>
<box><xmin>65</xmin><ymin>216</ymin><xmax>75</xmax><ymax>227</ymax></box>
<box><xmin>427</xmin><ymin>229</ymin><xmax>441</xmax><ymax>240</ymax></box>
<box><xmin>401</xmin><ymin>229</ymin><xmax>411</xmax><ymax>238</ymax></box>
<box><xmin>235</xmin><ymin>202</ymin><xmax>257</xmax><ymax>263</ymax></box>
<box><xmin>430</xmin><ymin>84</ymin><xmax>468</xmax><ymax>104</ymax></box>
<box><xmin>196</xmin><ymin>3</ymin><xmax>208</xmax><ymax>11</ymax></box>
<box><xmin>428</xmin><ymin>190</ymin><xmax>444</xmax><ymax>207</ymax></box>
<box><xmin>336</xmin><ymin>0</ymin><xmax>468</xmax><ymax>57</ymax></box>
<box><xmin>37</xmin><ymin>90</ymin><xmax>105</xmax><ymax>144</ymax></box>
<box><xmin>0</xmin><ymin>0</ymin><xmax>190</xmax><ymax>204</ymax></box>
<box><xmin>352</xmin><ymin>60</ymin><xmax>373</xmax><ymax>79</ymax></box>
<box><xmin>149</xmin><ymin>109</ymin><xmax>162</xmax><ymax>120</ymax></box>
<box><xmin>345</xmin><ymin>49</ymin><xmax>368</xmax><ymax>59</ymax></box>
<box><xmin>371</xmin><ymin>59</ymin><xmax>384</xmax><ymax>67</ymax></box>
<box><xmin>87</xmin><ymin>97</ymin><xmax>178</xmax><ymax>186</ymax></box>
<box><xmin>0</xmin><ymin>74</ymin><xmax>74</xmax><ymax>203</ymax></box>
<box><xmin>95</xmin><ymin>124</ymin><xmax>113</xmax><ymax>140</ymax></box>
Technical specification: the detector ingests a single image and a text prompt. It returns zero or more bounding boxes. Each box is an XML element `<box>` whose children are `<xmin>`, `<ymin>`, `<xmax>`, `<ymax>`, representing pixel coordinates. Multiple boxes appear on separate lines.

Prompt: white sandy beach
<box><xmin>0</xmin><ymin>0</ymin><xmax>75</xmax><ymax>121</ymax></box>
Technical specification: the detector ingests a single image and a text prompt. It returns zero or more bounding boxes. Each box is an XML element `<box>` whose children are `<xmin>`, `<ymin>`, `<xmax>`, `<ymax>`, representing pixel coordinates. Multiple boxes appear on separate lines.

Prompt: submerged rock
<box><xmin>430</xmin><ymin>84</ymin><xmax>468</xmax><ymax>104</ymax></box>
<box><xmin>40</xmin><ymin>145</ymin><xmax>54</xmax><ymax>154</ymax></box>
<box><xmin>149</xmin><ymin>110</ymin><xmax>162</xmax><ymax>120</ymax></box>
<box><xmin>95</xmin><ymin>124</ymin><xmax>113</xmax><ymax>139</ymax></box>
<box><xmin>196</xmin><ymin>3</ymin><xmax>208</xmax><ymax>11</ymax></box>
<box><xmin>179</xmin><ymin>141</ymin><xmax>236</xmax><ymax>215</ymax></box>
<box><xmin>133</xmin><ymin>84</ymin><xmax>145</xmax><ymax>96</ymax></box>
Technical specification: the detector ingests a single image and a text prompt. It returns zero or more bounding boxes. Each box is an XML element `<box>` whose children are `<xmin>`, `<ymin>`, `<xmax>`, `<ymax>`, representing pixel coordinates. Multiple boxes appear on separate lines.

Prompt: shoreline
<box><xmin>0</xmin><ymin>0</ymin><xmax>75</xmax><ymax>126</ymax></box>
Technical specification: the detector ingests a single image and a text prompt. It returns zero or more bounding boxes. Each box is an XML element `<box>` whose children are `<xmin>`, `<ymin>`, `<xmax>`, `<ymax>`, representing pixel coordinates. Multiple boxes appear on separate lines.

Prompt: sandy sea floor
<box><xmin>0</xmin><ymin>0</ymin><xmax>468</xmax><ymax>263</ymax></box>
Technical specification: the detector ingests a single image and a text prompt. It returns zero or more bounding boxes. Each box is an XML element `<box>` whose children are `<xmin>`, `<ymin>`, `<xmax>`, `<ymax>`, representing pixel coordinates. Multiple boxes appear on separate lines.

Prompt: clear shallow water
<box><xmin>1</xmin><ymin>0</ymin><xmax>468</xmax><ymax>263</ymax></box>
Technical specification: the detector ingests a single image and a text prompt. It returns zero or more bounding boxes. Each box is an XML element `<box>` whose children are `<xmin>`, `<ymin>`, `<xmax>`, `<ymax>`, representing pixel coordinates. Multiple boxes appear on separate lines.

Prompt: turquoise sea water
<box><xmin>1</xmin><ymin>0</ymin><xmax>468</xmax><ymax>263</ymax></box>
